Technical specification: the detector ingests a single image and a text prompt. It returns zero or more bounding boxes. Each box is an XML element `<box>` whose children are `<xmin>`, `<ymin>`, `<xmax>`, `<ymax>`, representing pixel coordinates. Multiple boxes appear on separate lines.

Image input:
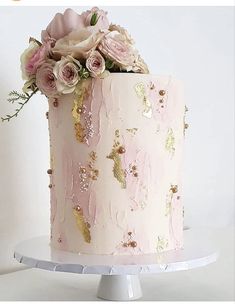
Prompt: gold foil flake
<box><xmin>72</xmin><ymin>81</ymin><xmax>94</xmax><ymax>144</ymax></box>
<box><xmin>74</xmin><ymin>122</ymin><xmax>86</xmax><ymax>142</ymax></box>
<box><xmin>115</xmin><ymin>129</ymin><xmax>120</xmax><ymax>138</ymax></box>
<box><xmin>156</xmin><ymin>236</ymin><xmax>169</xmax><ymax>252</ymax></box>
<box><xmin>134</xmin><ymin>83</ymin><xmax>152</xmax><ymax>119</ymax></box>
<box><xmin>165</xmin><ymin>128</ymin><xmax>175</xmax><ymax>156</ymax></box>
<box><xmin>107</xmin><ymin>131</ymin><xmax>126</xmax><ymax>189</ymax></box>
<box><xmin>126</xmin><ymin>128</ymin><xmax>138</xmax><ymax>135</ymax></box>
<box><xmin>73</xmin><ymin>207</ymin><xmax>91</xmax><ymax>243</ymax></box>
<box><xmin>89</xmin><ymin>151</ymin><xmax>97</xmax><ymax>162</ymax></box>
<box><xmin>135</xmin><ymin>83</ymin><xmax>146</xmax><ymax>98</ymax></box>
<box><xmin>107</xmin><ymin>149</ymin><xmax>126</xmax><ymax>189</ymax></box>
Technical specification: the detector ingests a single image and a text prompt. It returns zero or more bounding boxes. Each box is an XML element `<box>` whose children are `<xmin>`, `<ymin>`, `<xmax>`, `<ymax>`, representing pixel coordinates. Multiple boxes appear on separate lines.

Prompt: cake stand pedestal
<box><xmin>14</xmin><ymin>229</ymin><xmax>218</xmax><ymax>301</ymax></box>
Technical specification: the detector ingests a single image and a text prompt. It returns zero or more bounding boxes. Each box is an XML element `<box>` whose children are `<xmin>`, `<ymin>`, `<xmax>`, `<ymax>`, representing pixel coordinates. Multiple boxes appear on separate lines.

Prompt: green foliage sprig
<box><xmin>1</xmin><ymin>88</ymin><xmax>38</xmax><ymax>122</ymax></box>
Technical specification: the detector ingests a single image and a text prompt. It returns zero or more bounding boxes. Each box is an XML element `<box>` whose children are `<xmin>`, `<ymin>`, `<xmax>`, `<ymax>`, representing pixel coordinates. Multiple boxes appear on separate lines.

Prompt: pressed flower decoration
<box><xmin>1</xmin><ymin>7</ymin><xmax>149</xmax><ymax>122</ymax></box>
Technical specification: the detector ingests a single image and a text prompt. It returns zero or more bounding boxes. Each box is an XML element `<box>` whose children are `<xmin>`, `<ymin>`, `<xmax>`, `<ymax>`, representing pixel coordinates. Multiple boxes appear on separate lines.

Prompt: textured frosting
<box><xmin>48</xmin><ymin>73</ymin><xmax>185</xmax><ymax>255</ymax></box>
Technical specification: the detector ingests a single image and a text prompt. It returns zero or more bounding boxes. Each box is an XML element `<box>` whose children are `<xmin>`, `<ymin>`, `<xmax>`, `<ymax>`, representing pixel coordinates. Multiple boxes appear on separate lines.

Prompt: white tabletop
<box><xmin>0</xmin><ymin>227</ymin><xmax>234</xmax><ymax>301</ymax></box>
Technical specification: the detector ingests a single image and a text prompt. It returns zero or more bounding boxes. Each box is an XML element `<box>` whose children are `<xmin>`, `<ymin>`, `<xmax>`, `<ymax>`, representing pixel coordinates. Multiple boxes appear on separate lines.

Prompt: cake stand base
<box><xmin>97</xmin><ymin>275</ymin><xmax>142</xmax><ymax>301</ymax></box>
<box><xmin>14</xmin><ymin>229</ymin><xmax>218</xmax><ymax>301</ymax></box>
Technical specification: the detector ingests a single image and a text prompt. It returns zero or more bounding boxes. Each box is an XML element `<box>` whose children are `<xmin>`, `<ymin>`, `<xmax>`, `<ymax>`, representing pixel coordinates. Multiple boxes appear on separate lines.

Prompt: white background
<box><xmin>0</xmin><ymin>6</ymin><xmax>234</xmax><ymax>274</ymax></box>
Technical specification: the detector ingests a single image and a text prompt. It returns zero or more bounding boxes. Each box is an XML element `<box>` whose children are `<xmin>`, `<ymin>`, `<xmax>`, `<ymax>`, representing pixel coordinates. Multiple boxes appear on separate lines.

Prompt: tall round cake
<box><xmin>48</xmin><ymin>73</ymin><xmax>185</xmax><ymax>255</ymax></box>
<box><xmin>2</xmin><ymin>7</ymin><xmax>186</xmax><ymax>255</ymax></box>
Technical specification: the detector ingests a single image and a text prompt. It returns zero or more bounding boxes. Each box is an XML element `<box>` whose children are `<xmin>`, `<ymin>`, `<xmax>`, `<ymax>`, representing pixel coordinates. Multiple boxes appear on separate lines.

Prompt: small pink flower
<box><xmin>36</xmin><ymin>60</ymin><xmax>57</xmax><ymax>97</ymax></box>
<box><xmin>86</xmin><ymin>51</ymin><xmax>105</xmax><ymax>77</ymax></box>
<box><xmin>98</xmin><ymin>31</ymin><xmax>136</xmax><ymax>71</ymax></box>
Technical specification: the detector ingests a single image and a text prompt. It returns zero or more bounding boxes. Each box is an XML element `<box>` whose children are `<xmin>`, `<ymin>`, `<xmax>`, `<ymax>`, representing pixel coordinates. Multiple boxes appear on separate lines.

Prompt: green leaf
<box><xmin>90</xmin><ymin>12</ymin><xmax>99</xmax><ymax>26</ymax></box>
<box><xmin>105</xmin><ymin>59</ymin><xmax>114</xmax><ymax>70</ymax></box>
<box><xmin>79</xmin><ymin>67</ymin><xmax>90</xmax><ymax>79</ymax></box>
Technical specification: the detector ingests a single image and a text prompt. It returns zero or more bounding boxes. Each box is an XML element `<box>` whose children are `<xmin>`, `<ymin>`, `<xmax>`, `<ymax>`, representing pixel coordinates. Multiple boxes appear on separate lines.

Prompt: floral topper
<box><xmin>1</xmin><ymin>7</ymin><xmax>149</xmax><ymax>122</ymax></box>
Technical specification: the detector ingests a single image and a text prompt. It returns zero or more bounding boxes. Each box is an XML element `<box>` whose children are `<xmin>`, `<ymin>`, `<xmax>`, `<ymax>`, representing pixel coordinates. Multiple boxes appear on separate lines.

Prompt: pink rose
<box><xmin>86</xmin><ymin>51</ymin><xmax>105</xmax><ymax>77</ymax></box>
<box><xmin>25</xmin><ymin>43</ymin><xmax>49</xmax><ymax>77</ymax></box>
<box><xmin>41</xmin><ymin>7</ymin><xmax>109</xmax><ymax>43</ymax></box>
<box><xmin>52</xmin><ymin>29</ymin><xmax>105</xmax><ymax>60</ymax></box>
<box><xmin>53</xmin><ymin>56</ymin><xmax>81</xmax><ymax>94</ymax></box>
<box><xmin>98</xmin><ymin>31</ymin><xmax>137</xmax><ymax>71</ymax></box>
<box><xmin>36</xmin><ymin>60</ymin><xmax>57</xmax><ymax>97</ymax></box>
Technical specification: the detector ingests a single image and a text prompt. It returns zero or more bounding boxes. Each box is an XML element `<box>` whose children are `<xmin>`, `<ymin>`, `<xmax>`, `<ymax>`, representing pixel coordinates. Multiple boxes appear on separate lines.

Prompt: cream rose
<box><xmin>109</xmin><ymin>24</ymin><xmax>134</xmax><ymax>45</ymax></box>
<box><xmin>53</xmin><ymin>56</ymin><xmax>81</xmax><ymax>94</ymax></box>
<box><xmin>52</xmin><ymin>29</ymin><xmax>106</xmax><ymax>60</ymax></box>
<box><xmin>133</xmin><ymin>55</ymin><xmax>149</xmax><ymax>74</ymax></box>
<box><xmin>86</xmin><ymin>51</ymin><xmax>105</xmax><ymax>77</ymax></box>
<box><xmin>98</xmin><ymin>31</ymin><xmax>137</xmax><ymax>71</ymax></box>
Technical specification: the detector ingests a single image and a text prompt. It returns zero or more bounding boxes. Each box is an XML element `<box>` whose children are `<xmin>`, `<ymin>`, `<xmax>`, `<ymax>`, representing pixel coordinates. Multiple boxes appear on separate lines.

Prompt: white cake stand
<box><xmin>14</xmin><ymin>229</ymin><xmax>218</xmax><ymax>301</ymax></box>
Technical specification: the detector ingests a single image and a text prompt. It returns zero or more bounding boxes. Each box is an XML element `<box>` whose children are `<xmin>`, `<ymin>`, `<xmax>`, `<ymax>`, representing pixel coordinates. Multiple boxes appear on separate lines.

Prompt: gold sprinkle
<box><xmin>73</xmin><ymin>207</ymin><xmax>91</xmax><ymax>243</ymax></box>
<box><xmin>184</xmin><ymin>123</ymin><xmax>189</xmax><ymax>129</ymax></box>
<box><xmin>170</xmin><ymin>185</ymin><xmax>178</xmax><ymax>193</ymax></box>
<box><xmin>118</xmin><ymin>146</ymin><xmax>126</xmax><ymax>154</ymax></box>
<box><xmin>46</xmin><ymin>111</ymin><xmax>49</xmax><ymax>119</ymax></box>
<box><xmin>53</xmin><ymin>101</ymin><xmax>58</xmax><ymax>107</ymax></box>
<box><xmin>130</xmin><ymin>241</ymin><xmax>137</xmax><ymax>248</ymax></box>
<box><xmin>159</xmin><ymin>90</ymin><xmax>166</xmax><ymax>96</ymax></box>
<box><xmin>47</xmin><ymin>169</ymin><xmax>53</xmax><ymax>174</ymax></box>
<box><xmin>48</xmin><ymin>184</ymin><xmax>53</xmax><ymax>188</ymax></box>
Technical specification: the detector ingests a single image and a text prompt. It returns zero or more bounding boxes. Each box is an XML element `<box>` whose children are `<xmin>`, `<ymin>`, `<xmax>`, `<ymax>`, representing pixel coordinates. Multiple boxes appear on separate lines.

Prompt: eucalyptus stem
<box><xmin>1</xmin><ymin>88</ymin><xmax>39</xmax><ymax>122</ymax></box>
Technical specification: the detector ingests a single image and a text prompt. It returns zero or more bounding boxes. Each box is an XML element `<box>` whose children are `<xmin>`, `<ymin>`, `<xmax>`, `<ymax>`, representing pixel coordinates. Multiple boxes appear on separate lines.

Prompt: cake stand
<box><xmin>14</xmin><ymin>229</ymin><xmax>218</xmax><ymax>301</ymax></box>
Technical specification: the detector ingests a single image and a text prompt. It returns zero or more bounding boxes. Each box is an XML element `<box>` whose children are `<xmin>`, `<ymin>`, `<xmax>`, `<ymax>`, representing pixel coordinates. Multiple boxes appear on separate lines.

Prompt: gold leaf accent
<box><xmin>74</xmin><ymin>122</ymin><xmax>85</xmax><ymax>142</ymax></box>
<box><xmin>73</xmin><ymin>208</ymin><xmax>91</xmax><ymax>243</ymax></box>
<box><xmin>72</xmin><ymin>81</ymin><xmax>87</xmax><ymax>143</ymax></box>
<box><xmin>107</xmin><ymin>148</ymin><xmax>126</xmax><ymax>189</ymax></box>
<box><xmin>126</xmin><ymin>128</ymin><xmax>138</xmax><ymax>135</ymax></box>
<box><xmin>134</xmin><ymin>83</ymin><xmax>152</xmax><ymax>118</ymax></box>
<box><xmin>165</xmin><ymin>128</ymin><xmax>175</xmax><ymax>155</ymax></box>
<box><xmin>156</xmin><ymin>236</ymin><xmax>168</xmax><ymax>252</ymax></box>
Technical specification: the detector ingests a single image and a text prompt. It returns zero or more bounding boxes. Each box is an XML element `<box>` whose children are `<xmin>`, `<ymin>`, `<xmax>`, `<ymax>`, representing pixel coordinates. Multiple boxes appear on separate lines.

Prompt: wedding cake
<box><xmin>2</xmin><ymin>7</ymin><xmax>186</xmax><ymax>255</ymax></box>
